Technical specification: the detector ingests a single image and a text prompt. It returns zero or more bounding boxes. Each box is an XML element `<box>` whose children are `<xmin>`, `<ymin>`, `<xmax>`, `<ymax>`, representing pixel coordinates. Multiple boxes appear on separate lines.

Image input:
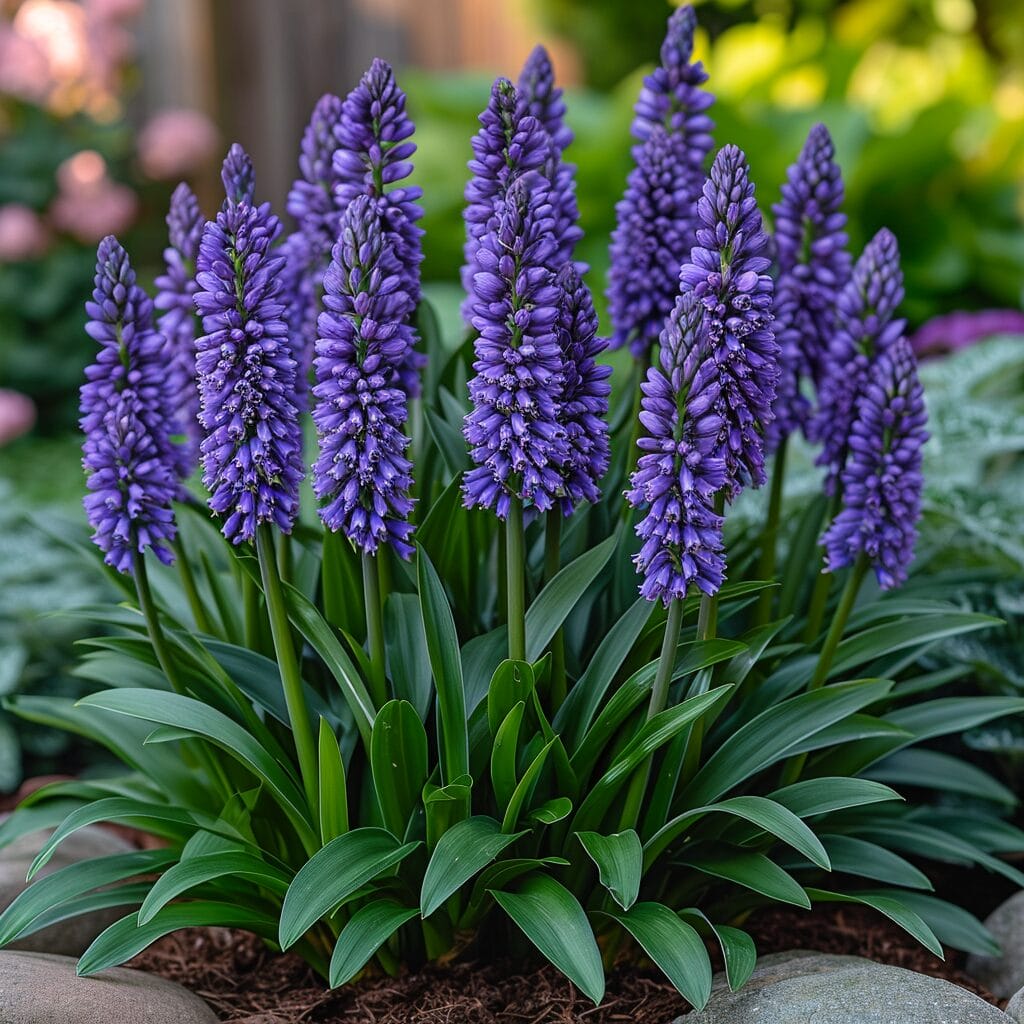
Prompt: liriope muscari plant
<box><xmin>1</xmin><ymin>7</ymin><xmax>1019</xmax><ymax>1010</ymax></box>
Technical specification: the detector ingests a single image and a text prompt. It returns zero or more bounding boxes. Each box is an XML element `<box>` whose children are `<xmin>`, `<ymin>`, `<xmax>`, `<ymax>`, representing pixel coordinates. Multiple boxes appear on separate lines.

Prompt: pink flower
<box><xmin>0</xmin><ymin>23</ymin><xmax>50</xmax><ymax>103</ymax></box>
<box><xmin>0</xmin><ymin>204</ymin><xmax>49</xmax><ymax>261</ymax></box>
<box><xmin>50</xmin><ymin>151</ymin><xmax>137</xmax><ymax>241</ymax></box>
<box><xmin>0</xmin><ymin>390</ymin><xmax>36</xmax><ymax>446</ymax></box>
<box><xmin>138</xmin><ymin>108</ymin><xmax>219</xmax><ymax>180</ymax></box>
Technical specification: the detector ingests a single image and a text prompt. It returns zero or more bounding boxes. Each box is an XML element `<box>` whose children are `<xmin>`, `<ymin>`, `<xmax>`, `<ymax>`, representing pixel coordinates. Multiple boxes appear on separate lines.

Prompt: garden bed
<box><xmin>132</xmin><ymin>907</ymin><xmax>1003</xmax><ymax>1024</ymax></box>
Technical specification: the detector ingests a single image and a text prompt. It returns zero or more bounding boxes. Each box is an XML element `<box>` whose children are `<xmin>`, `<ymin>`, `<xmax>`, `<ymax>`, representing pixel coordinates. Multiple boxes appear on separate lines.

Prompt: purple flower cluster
<box><xmin>81</xmin><ymin>236</ymin><xmax>178</xmax><ymax>573</ymax></box>
<box><xmin>608</xmin><ymin>5</ymin><xmax>714</xmax><ymax>357</ymax></box>
<box><xmin>554</xmin><ymin>265</ymin><xmax>611</xmax><ymax>512</ymax></box>
<box><xmin>626</xmin><ymin>291</ymin><xmax>726</xmax><ymax>604</ymax></box>
<box><xmin>193</xmin><ymin>149</ymin><xmax>304</xmax><ymax>544</ymax></box>
<box><xmin>678</xmin><ymin>145</ymin><xmax>778</xmax><ymax>496</ymax></box>
<box><xmin>221</xmin><ymin>143</ymin><xmax>255</xmax><ymax>207</ymax></box>
<box><xmin>463</xmin><ymin>175</ymin><xmax>566</xmax><ymax>518</ymax></box>
<box><xmin>607</xmin><ymin>127</ymin><xmax>695</xmax><ymax>356</ymax></box>
<box><xmin>811</xmin><ymin>227</ymin><xmax>904</xmax><ymax>492</ymax></box>
<box><xmin>154</xmin><ymin>183</ymin><xmax>204</xmax><ymax>475</ymax></box>
<box><xmin>312</xmin><ymin>196</ymin><xmax>416</xmax><ymax>558</ymax></box>
<box><xmin>823</xmin><ymin>337</ymin><xmax>927</xmax><ymax>590</ymax></box>
<box><xmin>767</xmin><ymin>124</ymin><xmax>850</xmax><ymax>450</ymax></box>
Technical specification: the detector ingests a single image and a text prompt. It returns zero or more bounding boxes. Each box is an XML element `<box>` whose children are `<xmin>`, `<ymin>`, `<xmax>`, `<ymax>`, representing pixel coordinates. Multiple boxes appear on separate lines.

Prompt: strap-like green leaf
<box><xmin>577</xmin><ymin>830</ymin><xmax>642</xmax><ymax>910</ymax></box>
<box><xmin>817</xmin><ymin>835</ymin><xmax>932</xmax><ymax>890</ymax></box>
<box><xmin>491</xmin><ymin>874</ymin><xmax>605</xmax><ymax>1005</ymax></box>
<box><xmin>317</xmin><ymin>717</ymin><xmax>348</xmax><ymax>844</ymax></box>
<box><xmin>605</xmin><ymin>903</ymin><xmax>712</xmax><ymax>1009</ymax></box>
<box><xmin>371</xmin><ymin>700</ymin><xmax>429</xmax><ymax>837</ymax></box>
<box><xmin>868</xmin><ymin>890</ymin><xmax>999</xmax><ymax>957</ymax></box>
<box><xmin>682</xmin><ymin>845</ymin><xmax>810</xmax><ymax>908</ymax></box>
<box><xmin>420</xmin><ymin>816</ymin><xmax>523</xmax><ymax>918</ymax></box>
<box><xmin>329</xmin><ymin>900</ymin><xmax>420</xmax><ymax>987</ymax></box>
<box><xmin>678</xmin><ymin>908</ymin><xmax>756</xmax><ymax>992</ymax></box>
<box><xmin>490</xmin><ymin>701</ymin><xmax>526</xmax><ymax>812</ymax></box>
<box><xmin>769</xmin><ymin>777</ymin><xmax>902</xmax><ymax>818</ymax></box>
<box><xmin>805</xmin><ymin>888</ymin><xmax>942</xmax><ymax>958</ymax></box>
<box><xmin>279</xmin><ymin>829</ymin><xmax>420</xmax><ymax>949</ymax></box>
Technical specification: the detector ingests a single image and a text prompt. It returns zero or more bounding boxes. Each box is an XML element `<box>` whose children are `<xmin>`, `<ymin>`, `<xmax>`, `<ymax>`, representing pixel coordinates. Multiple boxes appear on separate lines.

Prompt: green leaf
<box><xmin>769</xmin><ymin>778</ymin><xmax>903</xmax><ymax>818</ymax></box>
<box><xmin>317</xmin><ymin>717</ymin><xmax>349</xmax><ymax>844</ymax></box>
<box><xmin>329</xmin><ymin>900</ymin><xmax>420</xmax><ymax>987</ymax></box>
<box><xmin>322</xmin><ymin>528</ymin><xmax>365</xmax><ymax>643</ymax></box>
<box><xmin>682</xmin><ymin>846</ymin><xmax>810</xmax><ymax>908</ymax></box>
<box><xmin>385</xmin><ymin>593</ymin><xmax>433</xmax><ymax>721</ymax></box>
<box><xmin>78</xmin><ymin>903</ymin><xmax>279</xmax><ymax>976</ymax></box>
<box><xmin>420</xmin><ymin>816</ymin><xmax>524</xmax><ymax>918</ymax></box>
<box><xmin>866</xmin><ymin>748</ymin><xmax>1017</xmax><ymax>807</ymax></box>
<box><xmin>817</xmin><ymin>835</ymin><xmax>932</xmax><ymax>890</ymax></box>
<box><xmin>487</xmin><ymin>661</ymin><xmax>535</xmax><ymax>738</ymax></box>
<box><xmin>138</xmin><ymin>851</ymin><xmax>290</xmax><ymax>924</ymax></box>
<box><xmin>605</xmin><ymin>903</ymin><xmax>712</xmax><ymax>1009</ymax></box>
<box><xmin>577</xmin><ymin>830</ymin><xmax>642</xmax><ymax>910</ymax></box>
<box><xmin>805</xmin><ymin>888</ymin><xmax>943</xmax><ymax>958</ymax></box>
<box><xmin>279</xmin><ymin>829</ymin><xmax>420</xmax><ymax>949</ymax></box>
<box><xmin>417</xmin><ymin>547</ymin><xmax>470</xmax><ymax>785</ymax></box>
<box><xmin>501</xmin><ymin>737</ymin><xmax>557</xmax><ymax>833</ymax></box>
<box><xmin>681</xmin><ymin>679</ymin><xmax>894</xmax><ymax>807</ymax></box>
<box><xmin>491</xmin><ymin>874</ymin><xmax>605</xmax><ymax>1004</ymax></box>
<box><xmin>525</xmin><ymin>536</ymin><xmax>616</xmax><ymax>661</ymax></box>
<box><xmin>0</xmin><ymin>849</ymin><xmax>175</xmax><ymax>946</ymax></box>
<box><xmin>490</xmin><ymin>701</ymin><xmax>526</xmax><ymax>812</ymax></box>
<box><xmin>869</xmin><ymin>890</ymin><xmax>999</xmax><ymax>957</ymax></box>
<box><xmin>678</xmin><ymin>909</ymin><xmax>756</xmax><ymax>992</ymax></box>
<box><xmin>21</xmin><ymin>883</ymin><xmax>152</xmax><ymax>940</ymax></box>
<box><xmin>371</xmin><ymin>700</ymin><xmax>429</xmax><ymax>837</ymax></box>
<box><xmin>529</xmin><ymin>797</ymin><xmax>572</xmax><ymax>824</ymax></box>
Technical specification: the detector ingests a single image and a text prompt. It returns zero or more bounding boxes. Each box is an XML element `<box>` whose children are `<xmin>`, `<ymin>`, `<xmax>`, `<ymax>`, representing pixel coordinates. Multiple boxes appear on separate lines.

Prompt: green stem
<box><xmin>257</xmin><ymin>526</ymin><xmax>319</xmax><ymax>812</ymax></box>
<box><xmin>755</xmin><ymin>437</ymin><xmax>788</xmax><ymax>625</ymax></box>
<box><xmin>544</xmin><ymin>508</ymin><xmax>566</xmax><ymax>707</ymax></box>
<box><xmin>277</xmin><ymin>531</ymin><xmax>293</xmax><ymax>585</ymax></box>
<box><xmin>803</xmin><ymin>566</ymin><xmax>832</xmax><ymax>643</ymax></box>
<box><xmin>506</xmin><ymin>498</ymin><xmax>526</xmax><ymax>663</ymax></box>
<box><xmin>173</xmin><ymin>537</ymin><xmax>214</xmax><ymax>634</ymax></box>
<box><xmin>243</xmin><ymin>573</ymin><xmax>262</xmax><ymax>651</ymax></box>
<box><xmin>362</xmin><ymin>552</ymin><xmax>388</xmax><ymax>709</ymax></box>
<box><xmin>696</xmin><ymin>493</ymin><xmax>726</xmax><ymax>641</ymax></box>
<box><xmin>809</xmin><ymin>556</ymin><xmax>868</xmax><ymax>691</ymax></box>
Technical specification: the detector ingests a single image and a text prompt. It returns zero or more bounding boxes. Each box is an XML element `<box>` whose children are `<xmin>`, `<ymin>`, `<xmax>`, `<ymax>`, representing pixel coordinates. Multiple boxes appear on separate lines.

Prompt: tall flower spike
<box><xmin>221</xmin><ymin>143</ymin><xmax>255</xmax><ymax>207</ymax></box>
<box><xmin>626</xmin><ymin>290</ymin><xmax>726</xmax><ymax>605</ymax></box>
<box><xmin>312</xmin><ymin>195</ymin><xmax>416</xmax><ymax>558</ymax></box>
<box><xmin>554</xmin><ymin>265</ymin><xmax>611</xmax><ymax>512</ymax></box>
<box><xmin>632</xmin><ymin>5</ymin><xmax>714</xmax><ymax>165</ymax></box>
<box><xmin>333</xmin><ymin>59</ymin><xmax>424</xmax><ymax>396</ymax></box>
<box><xmin>287</xmin><ymin>92</ymin><xmax>345</xmax><ymax>258</ymax></box>
<box><xmin>462</xmin><ymin>78</ymin><xmax>551</xmax><ymax>319</ymax></box>
<box><xmin>81</xmin><ymin>236</ymin><xmax>178</xmax><ymax>573</ymax></box>
<box><xmin>154</xmin><ymin>182</ymin><xmax>204</xmax><ymax>476</ymax></box>
<box><xmin>193</xmin><ymin>155</ymin><xmax>304</xmax><ymax>544</ymax></box>
<box><xmin>767</xmin><ymin>124</ymin><xmax>851</xmax><ymax>450</ymax></box>
<box><xmin>811</xmin><ymin>227</ymin><xmax>904</xmax><ymax>492</ymax></box>
<box><xmin>463</xmin><ymin>174</ymin><xmax>566</xmax><ymax>519</ymax></box>
<box><xmin>678</xmin><ymin>145</ymin><xmax>779</xmax><ymax>496</ymax></box>
<box><xmin>822</xmin><ymin>337</ymin><xmax>927</xmax><ymax>590</ymax></box>
<box><xmin>607</xmin><ymin>127</ymin><xmax>695</xmax><ymax>356</ymax></box>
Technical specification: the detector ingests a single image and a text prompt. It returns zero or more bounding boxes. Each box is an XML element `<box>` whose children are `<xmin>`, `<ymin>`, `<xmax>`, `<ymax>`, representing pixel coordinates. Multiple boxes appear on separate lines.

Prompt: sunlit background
<box><xmin>0</xmin><ymin>0</ymin><xmax>1021</xmax><ymax>787</ymax></box>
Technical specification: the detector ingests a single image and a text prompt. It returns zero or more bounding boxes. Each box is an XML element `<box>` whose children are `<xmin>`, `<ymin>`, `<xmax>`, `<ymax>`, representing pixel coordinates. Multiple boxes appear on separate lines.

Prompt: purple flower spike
<box><xmin>632</xmin><ymin>5</ymin><xmax>714</xmax><ymax>165</ymax></box>
<box><xmin>193</xmin><ymin>159</ymin><xmax>304</xmax><ymax>544</ymax></box>
<box><xmin>312</xmin><ymin>195</ymin><xmax>416</xmax><ymax>559</ymax></box>
<box><xmin>767</xmin><ymin>124</ymin><xmax>851</xmax><ymax>450</ymax></box>
<box><xmin>626</xmin><ymin>291</ymin><xmax>726</xmax><ymax>605</ymax></box>
<box><xmin>462</xmin><ymin>78</ymin><xmax>551</xmax><ymax>319</ymax></box>
<box><xmin>333</xmin><ymin>59</ymin><xmax>424</xmax><ymax>396</ymax></box>
<box><xmin>607</xmin><ymin>127</ymin><xmax>695</xmax><ymax>356</ymax></box>
<box><xmin>678</xmin><ymin>145</ymin><xmax>779</xmax><ymax>496</ymax></box>
<box><xmin>81</xmin><ymin>236</ymin><xmax>178</xmax><ymax>573</ymax></box>
<box><xmin>823</xmin><ymin>337</ymin><xmax>927</xmax><ymax>590</ymax></box>
<box><xmin>518</xmin><ymin>45</ymin><xmax>573</xmax><ymax>152</ymax></box>
<box><xmin>463</xmin><ymin>174</ymin><xmax>566</xmax><ymax>519</ymax></box>
<box><xmin>288</xmin><ymin>92</ymin><xmax>345</xmax><ymax>258</ymax></box>
<box><xmin>221</xmin><ymin>143</ymin><xmax>255</xmax><ymax>207</ymax></box>
<box><xmin>154</xmin><ymin>183</ymin><xmax>204</xmax><ymax>476</ymax></box>
<box><xmin>811</xmin><ymin>227</ymin><xmax>905</xmax><ymax>492</ymax></box>
<box><xmin>555</xmin><ymin>266</ymin><xmax>611</xmax><ymax>512</ymax></box>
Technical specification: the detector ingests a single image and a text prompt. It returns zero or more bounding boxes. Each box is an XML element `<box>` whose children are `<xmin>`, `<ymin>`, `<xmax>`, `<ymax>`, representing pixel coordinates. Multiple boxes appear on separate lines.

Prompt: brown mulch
<box><xmin>131</xmin><ymin>903</ymin><xmax>1004</xmax><ymax>1024</ymax></box>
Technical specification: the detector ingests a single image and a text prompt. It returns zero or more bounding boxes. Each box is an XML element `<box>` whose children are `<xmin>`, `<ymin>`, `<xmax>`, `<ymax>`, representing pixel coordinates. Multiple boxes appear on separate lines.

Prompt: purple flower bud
<box><xmin>626</xmin><ymin>290</ymin><xmax>726</xmax><ymax>605</ymax></box>
<box><xmin>811</xmin><ymin>227</ymin><xmax>904</xmax><ymax>492</ymax></box>
<box><xmin>822</xmin><ymin>337</ymin><xmax>927</xmax><ymax>590</ymax></box>
<box><xmin>193</xmin><ymin>154</ymin><xmax>304</xmax><ymax>544</ymax></box>
<box><xmin>81</xmin><ymin>236</ymin><xmax>178</xmax><ymax>573</ymax></box>
<box><xmin>678</xmin><ymin>145</ymin><xmax>778</xmax><ymax>496</ymax></box>
<box><xmin>221</xmin><ymin>143</ymin><xmax>255</xmax><ymax>207</ymax></box>
<box><xmin>333</xmin><ymin>59</ymin><xmax>425</xmax><ymax>397</ymax></box>
<box><xmin>154</xmin><ymin>183</ymin><xmax>203</xmax><ymax>476</ymax></box>
<box><xmin>554</xmin><ymin>265</ymin><xmax>611</xmax><ymax>512</ymax></box>
<box><xmin>768</xmin><ymin>124</ymin><xmax>851</xmax><ymax>450</ymax></box>
<box><xmin>312</xmin><ymin>195</ymin><xmax>416</xmax><ymax>558</ymax></box>
<box><xmin>607</xmin><ymin>127</ymin><xmax>696</xmax><ymax>356</ymax></box>
<box><xmin>463</xmin><ymin>174</ymin><xmax>567</xmax><ymax>518</ymax></box>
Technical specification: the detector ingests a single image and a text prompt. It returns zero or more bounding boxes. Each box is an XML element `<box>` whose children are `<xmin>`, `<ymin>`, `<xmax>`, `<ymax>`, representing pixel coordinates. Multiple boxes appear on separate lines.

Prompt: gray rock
<box><xmin>0</xmin><ymin>950</ymin><xmax>216</xmax><ymax>1023</ymax></box>
<box><xmin>0</xmin><ymin>826</ymin><xmax>134</xmax><ymax>956</ymax></box>
<box><xmin>677</xmin><ymin>950</ymin><xmax>1009</xmax><ymax>1024</ymax></box>
<box><xmin>968</xmin><ymin>891</ymin><xmax>1024</xmax><ymax>999</ymax></box>
<box><xmin>1006</xmin><ymin>987</ymin><xmax>1024</xmax><ymax>1024</ymax></box>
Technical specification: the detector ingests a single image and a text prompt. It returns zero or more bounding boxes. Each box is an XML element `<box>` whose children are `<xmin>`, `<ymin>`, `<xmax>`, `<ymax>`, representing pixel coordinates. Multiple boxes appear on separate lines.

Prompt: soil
<box><xmin>131</xmin><ymin>904</ymin><xmax>1004</xmax><ymax>1024</ymax></box>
